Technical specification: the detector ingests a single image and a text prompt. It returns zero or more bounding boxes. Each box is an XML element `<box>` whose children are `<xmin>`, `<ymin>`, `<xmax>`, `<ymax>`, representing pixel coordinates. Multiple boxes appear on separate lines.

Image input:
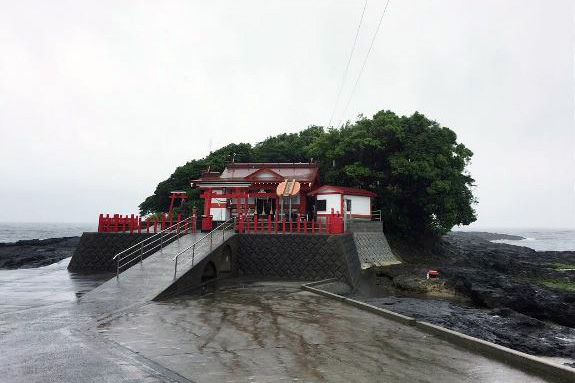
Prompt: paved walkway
<box><xmin>99</xmin><ymin>280</ymin><xmax>552</xmax><ymax>383</ymax></box>
<box><xmin>0</xmin><ymin>232</ymin><xmax>236</xmax><ymax>383</ymax></box>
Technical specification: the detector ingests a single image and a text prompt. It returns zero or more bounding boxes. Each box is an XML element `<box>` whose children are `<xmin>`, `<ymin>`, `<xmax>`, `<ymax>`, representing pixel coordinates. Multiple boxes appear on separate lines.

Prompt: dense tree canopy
<box><xmin>139</xmin><ymin>110</ymin><xmax>476</xmax><ymax>238</ymax></box>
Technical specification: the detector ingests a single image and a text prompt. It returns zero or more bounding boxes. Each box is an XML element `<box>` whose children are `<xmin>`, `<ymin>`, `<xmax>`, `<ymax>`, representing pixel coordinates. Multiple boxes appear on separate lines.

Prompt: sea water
<box><xmin>0</xmin><ymin>222</ymin><xmax>96</xmax><ymax>243</ymax></box>
<box><xmin>0</xmin><ymin>222</ymin><xmax>108</xmax><ymax>314</ymax></box>
<box><xmin>486</xmin><ymin>228</ymin><xmax>575</xmax><ymax>252</ymax></box>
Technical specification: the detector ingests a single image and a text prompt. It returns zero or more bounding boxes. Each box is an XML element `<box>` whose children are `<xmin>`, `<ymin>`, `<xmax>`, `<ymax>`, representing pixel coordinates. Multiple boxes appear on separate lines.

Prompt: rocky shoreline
<box><xmin>357</xmin><ymin>231</ymin><xmax>575</xmax><ymax>365</ymax></box>
<box><xmin>0</xmin><ymin>237</ymin><xmax>80</xmax><ymax>269</ymax></box>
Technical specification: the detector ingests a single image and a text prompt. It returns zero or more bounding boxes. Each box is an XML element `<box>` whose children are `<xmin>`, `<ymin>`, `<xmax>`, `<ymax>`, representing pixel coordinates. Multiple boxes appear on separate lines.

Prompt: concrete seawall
<box><xmin>70</xmin><ymin>232</ymin><xmax>366</xmax><ymax>291</ymax></box>
<box><xmin>236</xmin><ymin>234</ymin><xmax>362</xmax><ymax>287</ymax></box>
<box><xmin>68</xmin><ymin>232</ymin><xmax>156</xmax><ymax>273</ymax></box>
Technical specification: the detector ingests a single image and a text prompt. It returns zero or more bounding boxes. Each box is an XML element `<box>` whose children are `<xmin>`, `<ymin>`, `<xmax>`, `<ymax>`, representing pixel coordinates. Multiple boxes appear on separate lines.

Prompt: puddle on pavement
<box><xmin>0</xmin><ymin>257</ymin><xmax>113</xmax><ymax>314</ymax></box>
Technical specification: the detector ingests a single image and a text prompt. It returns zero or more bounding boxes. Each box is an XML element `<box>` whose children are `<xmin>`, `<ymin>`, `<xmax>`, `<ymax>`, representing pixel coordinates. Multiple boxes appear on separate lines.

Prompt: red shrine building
<box><xmin>191</xmin><ymin>162</ymin><xmax>376</xmax><ymax>231</ymax></box>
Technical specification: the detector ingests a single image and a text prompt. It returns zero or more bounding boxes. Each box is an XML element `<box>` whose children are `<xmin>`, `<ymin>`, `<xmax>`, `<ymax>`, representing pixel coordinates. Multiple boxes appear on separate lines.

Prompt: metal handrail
<box><xmin>112</xmin><ymin>216</ymin><xmax>195</xmax><ymax>260</ymax></box>
<box><xmin>371</xmin><ymin>210</ymin><xmax>382</xmax><ymax>221</ymax></box>
<box><xmin>172</xmin><ymin>217</ymin><xmax>236</xmax><ymax>277</ymax></box>
<box><xmin>114</xmin><ymin>216</ymin><xmax>196</xmax><ymax>278</ymax></box>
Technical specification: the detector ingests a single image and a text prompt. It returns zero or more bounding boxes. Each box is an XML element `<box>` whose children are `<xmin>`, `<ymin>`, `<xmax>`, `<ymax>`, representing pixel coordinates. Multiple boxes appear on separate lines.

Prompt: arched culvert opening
<box><xmin>201</xmin><ymin>261</ymin><xmax>218</xmax><ymax>282</ymax></box>
<box><xmin>221</xmin><ymin>245</ymin><xmax>232</xmax><ymax>272</ymax></box>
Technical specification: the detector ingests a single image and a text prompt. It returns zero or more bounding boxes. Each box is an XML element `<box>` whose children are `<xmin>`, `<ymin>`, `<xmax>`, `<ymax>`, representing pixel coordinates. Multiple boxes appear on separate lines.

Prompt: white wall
<box><xmin>210</xmin><ymin>189</ymin><xmax>230</xmax><ymax>221</ymax></box>
<box><xmin>316</xmin><ymin>194</ymin><xmax>342</xmax><ymax>214</ymax></box>
<box><xmin>344</xmin><ymin>195</ymin><xmax>371</xmax><ymax>216</ymax></box>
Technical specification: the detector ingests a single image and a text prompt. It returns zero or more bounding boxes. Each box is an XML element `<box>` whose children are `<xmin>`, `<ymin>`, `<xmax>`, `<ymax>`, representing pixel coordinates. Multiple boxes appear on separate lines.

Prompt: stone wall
<box><xmin>346</xmin><ymin>220</ymin><xmax>402</xmax><ymax>268</ymax></box>
<box><xmin>68</xmin><ymin>232</ymin><xmax>157</xmax><ymax>273</ymax></box>
<box><xmin>70</xmin><ymin>232</ymin><xmax>366</xmax><ymax>292</ymax></box>
<box><xmin>154</xmin><ymin>236</ymin><xmax>240</xmax><ymax>300</ymax></box>
<box><xmin>237</xmin><ymin>234</ymin><xmax>362</xmax><ymax>286</ymax></box>
<box><xmin>347</xmin><ymin>220</ymin><xmax>383</xmax><ymax>233</ymax></box>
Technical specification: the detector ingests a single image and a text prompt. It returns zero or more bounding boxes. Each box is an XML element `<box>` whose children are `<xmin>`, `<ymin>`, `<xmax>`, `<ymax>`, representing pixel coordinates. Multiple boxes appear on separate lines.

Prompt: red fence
<box><xmin>235</xmin><ymin>212</ymin><xmax>344</xmax><ymax>235</ymax></box>
<box><xmin>98</xmin><ymin>212</ymin><xmax>344</xmax><ymax>235</ymax></box>
<box><xmin>97</xmin><ymin>213</ymin><xmax>198</xmax><ymax>234</ymax></box>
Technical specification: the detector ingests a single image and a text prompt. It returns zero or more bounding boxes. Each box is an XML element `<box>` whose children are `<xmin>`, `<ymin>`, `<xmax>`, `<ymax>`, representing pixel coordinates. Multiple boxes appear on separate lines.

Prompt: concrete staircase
<box><xmin>347</xmin><ymin>220</ymin><xmax>401</xmax><ymax>269</ymax></box>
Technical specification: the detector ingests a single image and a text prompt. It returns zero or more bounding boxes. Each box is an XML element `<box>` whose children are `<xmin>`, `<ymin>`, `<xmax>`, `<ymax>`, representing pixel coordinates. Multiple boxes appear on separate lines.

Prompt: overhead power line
<box><xmin>336</xmin><ymin>0</ymin><xmax>392</xmax><ymax>129</ymax></box>
<box><xmin>325</xmin><ymin>0</ymin><xmax>369</xmax><ymax>129</ymax></box>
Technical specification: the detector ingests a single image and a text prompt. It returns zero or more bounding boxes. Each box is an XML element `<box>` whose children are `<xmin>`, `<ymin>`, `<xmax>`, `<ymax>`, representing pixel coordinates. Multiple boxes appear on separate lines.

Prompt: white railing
<box><xmin>172</xmin><ymin>217</ymin><xmax>236</xmax><ymax>278</ymax></box>
<box><xmin>113</xmin><ymin>216</ymin><xmax>195</xmax><ymax>278</ymax></box>
<box><xmin>371</xmin><ymin>210</ymin><xmax>382</xmax><ymax>221</ymax></box>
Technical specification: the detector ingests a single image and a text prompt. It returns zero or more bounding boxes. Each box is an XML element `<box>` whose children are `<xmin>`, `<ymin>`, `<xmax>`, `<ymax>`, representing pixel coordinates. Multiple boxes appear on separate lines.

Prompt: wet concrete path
<box><xmin>0</xmin><ymin>259</ymin><xmax>172</xmax><ymax>383</ymax></box>
<box><xmin>99</xmin><ymin>280</ymin><xmax>552</xmax><ymax>383</ymax></box>
<box><xmin>81</xmin><ymin>231</ymin><xmax>233</xmax><ymax>315</ymax></box>
<box><xmin>0</xmin><ymin>244</ymin><xmax>561</xmax><ymax>383</ymax></box>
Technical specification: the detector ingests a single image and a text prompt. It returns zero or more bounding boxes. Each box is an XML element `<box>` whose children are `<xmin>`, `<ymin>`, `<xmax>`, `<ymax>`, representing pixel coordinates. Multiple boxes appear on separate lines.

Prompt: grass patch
<box><xmin>537</xmin><ymin>278</ymin><xmax>575</xmax><ymax>292</ymax></box>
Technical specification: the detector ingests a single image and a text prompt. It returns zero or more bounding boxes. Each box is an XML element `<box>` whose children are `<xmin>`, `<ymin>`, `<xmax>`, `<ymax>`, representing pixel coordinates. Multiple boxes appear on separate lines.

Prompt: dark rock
<box><xmin>0</xmin><ymin>237</ymin><xmax>80</xmax><ymax>269</ymax></box>
<box><xmin>362</xmin><ymin>231</ymin><xmax>575</xmax><ymax>359</ymax></box>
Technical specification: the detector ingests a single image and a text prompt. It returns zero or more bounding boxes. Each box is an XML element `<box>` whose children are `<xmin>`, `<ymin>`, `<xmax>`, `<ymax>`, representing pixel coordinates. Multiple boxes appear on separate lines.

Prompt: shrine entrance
<box><xmin>256</xmin><ymin>197</ymin><xmax>276</xmax><ymax>217</ymax></box>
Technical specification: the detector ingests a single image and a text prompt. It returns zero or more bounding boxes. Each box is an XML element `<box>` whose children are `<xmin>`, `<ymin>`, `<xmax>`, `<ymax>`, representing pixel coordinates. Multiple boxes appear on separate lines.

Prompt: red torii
<box><xmin>168</xmin><ymin>191</ymin><xmax>188</xmax><ymax>216</ymax></box>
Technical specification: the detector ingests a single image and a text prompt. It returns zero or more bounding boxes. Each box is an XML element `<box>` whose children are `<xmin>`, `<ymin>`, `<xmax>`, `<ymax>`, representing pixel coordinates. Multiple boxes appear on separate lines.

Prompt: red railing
<box><xmin>235</xmin><ymin>212</ymin><xmax>344</xmax><ymax>235</ymax></box>
<box><xmin>98</xmin><ymin>213</ymin><xmax>198</xmax><ymax>234</ymax></box>
<box><xmin>98</xmin><ymin>211</ymin><xmax>345</xmax><ymax>235</ymax></box>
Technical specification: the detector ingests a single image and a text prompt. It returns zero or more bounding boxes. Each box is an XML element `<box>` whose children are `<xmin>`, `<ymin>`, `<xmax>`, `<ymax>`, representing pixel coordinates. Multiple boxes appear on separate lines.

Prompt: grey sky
<box><xmin>0</xmin><ymin>0</ymin><xmax>573</xmax><ymax>229</ymax></box>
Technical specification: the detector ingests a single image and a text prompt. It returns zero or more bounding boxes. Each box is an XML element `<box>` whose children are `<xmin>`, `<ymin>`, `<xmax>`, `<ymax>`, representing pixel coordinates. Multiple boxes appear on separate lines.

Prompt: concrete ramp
<box><xmin>348</xmin><ymin>220</ymin><xmax>401</xmax><ymax>269</ymax></box>
<box><xmin>81</xmin><ymin>232</ymin><xmax>235</xmax><ymax>314</ymax></box>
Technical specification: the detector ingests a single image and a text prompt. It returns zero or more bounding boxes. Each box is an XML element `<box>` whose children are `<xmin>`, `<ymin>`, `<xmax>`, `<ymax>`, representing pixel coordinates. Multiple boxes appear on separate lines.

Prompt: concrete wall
<box><xmin>68</xmin><ymin>232</ymin><xmax>156</xmax><ymax>273</ymax></box>
<box><xmin>154</xmin><ymin>236</ymin><xmax>240</xmax><ymax>300</ymax></box>
<box><xmin>236</xmin><ymin>234</ymin><xmax>362</xmax><ymax>286</ymax></box>
<box><xmin>316</xmin><ymin>194</ymin><xmax>341</xmax><ymax>214</ymax></box>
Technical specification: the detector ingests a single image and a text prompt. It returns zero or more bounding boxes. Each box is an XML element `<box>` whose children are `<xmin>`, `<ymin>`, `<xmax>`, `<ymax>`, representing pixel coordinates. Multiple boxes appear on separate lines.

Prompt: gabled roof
<box><xmin>308</xmin><ymin>185</ymin><xmax>377</xmax><ymax>197</ymax></box>
<box><xmin>244</xmin><ymin>167</ymin><xmax>284</xmax><ymax>182</ymax></box>
<box><xmin>193</xmin><ymin>162</ymin><xmax>319</xmax><ymax>184</ymax></box>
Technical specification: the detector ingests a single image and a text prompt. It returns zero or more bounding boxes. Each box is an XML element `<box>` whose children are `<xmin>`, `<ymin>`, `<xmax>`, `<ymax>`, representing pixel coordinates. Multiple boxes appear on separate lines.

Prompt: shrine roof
<box><xmin>193</xmin><ymin>162</ymin><xmax>319</xmax><ymax>184</ymax></box>
<box><xmin>308</xmin><ymin>185</ymin><xmax>377</xmax><ymax>197</ymax></box>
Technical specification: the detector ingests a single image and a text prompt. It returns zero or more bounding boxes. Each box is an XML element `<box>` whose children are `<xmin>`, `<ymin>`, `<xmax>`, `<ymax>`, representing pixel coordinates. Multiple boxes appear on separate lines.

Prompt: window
<box><xmin>316</xmin><ymin>199</ymin><xmax>327</xmax><ymax>212</ymax></box>
<box><xmin>346</xmin><ymin>199</ymin><xmax>352</xmax><ymax>212</ymax></box>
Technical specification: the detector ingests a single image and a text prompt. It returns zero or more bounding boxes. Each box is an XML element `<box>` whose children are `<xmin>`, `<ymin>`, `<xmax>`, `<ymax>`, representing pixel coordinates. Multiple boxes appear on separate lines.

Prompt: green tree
<box><xmin>252</xmin><ymin>125</ymin><xmax>324</xmax><ymax>162</ymax></box>
<box><xmin>138</xmin><ymin>143</ymin><xmax>254</xmax><ymax>215</ymax></box>
<box><xmin>307</xmin><ymin>110</ymin><xmax>476</xmax><ymax>237</ymax></box>
<box><xmin>139</xmin><ymin>111</ymin><xmax>476</xmax><ymax>238</ymax></box>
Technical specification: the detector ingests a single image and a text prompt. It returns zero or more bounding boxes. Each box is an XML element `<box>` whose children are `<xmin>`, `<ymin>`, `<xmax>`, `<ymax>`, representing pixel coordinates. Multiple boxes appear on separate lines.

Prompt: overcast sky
<box><xmin>0</xmin><ymin>0</ymin><xmax>573</xmax><ymax>229</ymax></box>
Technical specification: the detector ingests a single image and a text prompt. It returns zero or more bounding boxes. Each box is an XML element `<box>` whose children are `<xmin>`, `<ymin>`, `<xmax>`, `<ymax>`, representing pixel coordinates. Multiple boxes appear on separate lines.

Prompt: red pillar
<box><xmin>235</xmin><ymin>188</ymin><xmax>241</xmax><ymax>217</ymax></box>
<box><xmin>245</xmin><ymin>192</ymin><xmax>250</xmax><ymax>216</ymax></box>
<box><xmin>275</xmin><ymin>214</ymin><xmax>278</xmax><ymax>234</ymax></box>
<box><xmin>202</xmin><ymin>189</ymin><xmax>213</xmax><ymax>231</ymax></box>
<box><xmin>168</xmin><ymin>194</ymin><xmax>176</xmax><ymax>216</ymax></box>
